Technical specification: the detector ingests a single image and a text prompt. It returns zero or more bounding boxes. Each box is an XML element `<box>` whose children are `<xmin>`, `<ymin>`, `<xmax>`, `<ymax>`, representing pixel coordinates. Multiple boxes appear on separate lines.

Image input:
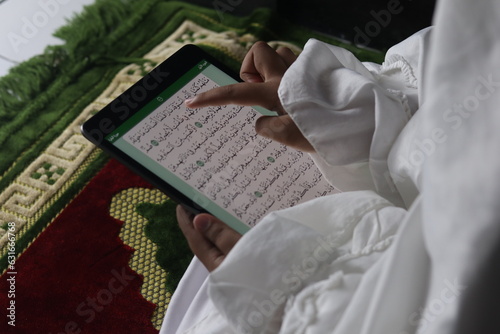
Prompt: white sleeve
<box><xmin>278</xmin><ymin>29</ymin><xmax>431</xmax><ymax>205</ymax></box>
<box><xmin>207</xmin><ymin>191</ymin><xmax>406</xmax><ymax>334</ymax></box>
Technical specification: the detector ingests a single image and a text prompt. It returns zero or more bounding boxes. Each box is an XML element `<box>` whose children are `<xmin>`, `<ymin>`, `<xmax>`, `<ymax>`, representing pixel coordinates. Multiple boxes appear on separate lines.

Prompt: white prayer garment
<box><xmin>161</xmin><ymin>1</ymin><xmax>500</xmax><ymax>332</ymax></box>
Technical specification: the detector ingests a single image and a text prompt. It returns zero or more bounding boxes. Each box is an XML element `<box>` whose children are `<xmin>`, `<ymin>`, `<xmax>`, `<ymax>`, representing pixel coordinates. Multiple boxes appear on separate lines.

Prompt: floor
<box><xmin>0</xmin><ymin>0</ymin><xmax>95</xmax><ymax>77</ymax></box>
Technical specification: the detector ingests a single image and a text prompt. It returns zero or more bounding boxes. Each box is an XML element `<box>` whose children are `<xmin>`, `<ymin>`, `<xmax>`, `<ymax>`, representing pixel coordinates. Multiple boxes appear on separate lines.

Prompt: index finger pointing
<box><xmin>185</xmin><ymin>81</ymin><xmax>282</xmax><ymax>112</ymax></box>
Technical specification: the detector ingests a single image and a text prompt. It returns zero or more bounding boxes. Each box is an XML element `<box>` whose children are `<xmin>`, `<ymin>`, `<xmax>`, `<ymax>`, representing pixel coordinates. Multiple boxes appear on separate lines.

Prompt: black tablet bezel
<box><xmin>81</xmin><ymin>44</ymin><xmax>242</xmax><ymax>217</ymax></box>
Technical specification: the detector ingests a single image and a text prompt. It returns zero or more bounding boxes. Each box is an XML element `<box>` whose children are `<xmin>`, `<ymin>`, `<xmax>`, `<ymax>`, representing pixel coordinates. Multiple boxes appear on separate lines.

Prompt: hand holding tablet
<box><xmin>81</xmin><ymin>44</ymin><xmax>337</xmax><ymax>234</ymax></box>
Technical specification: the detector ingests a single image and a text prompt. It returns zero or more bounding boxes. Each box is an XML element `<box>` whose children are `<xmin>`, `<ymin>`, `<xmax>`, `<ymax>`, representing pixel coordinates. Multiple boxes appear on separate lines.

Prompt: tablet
<box><xmin>81</xmin><ymin>44</ymin><xmax>337</xmax><ymax>234</ymax></box>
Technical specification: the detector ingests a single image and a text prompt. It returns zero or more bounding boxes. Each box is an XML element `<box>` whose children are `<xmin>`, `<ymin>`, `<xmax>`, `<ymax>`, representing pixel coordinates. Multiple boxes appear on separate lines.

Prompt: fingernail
<box><xmin>194</xmin><ymin>215</ymin><xmax>211</xmax><ymax>232</ymax></box>
<box><xmin>185</xmin><ymin>97</ymin><xmax>197</xmax><ymax>106</ymax></box>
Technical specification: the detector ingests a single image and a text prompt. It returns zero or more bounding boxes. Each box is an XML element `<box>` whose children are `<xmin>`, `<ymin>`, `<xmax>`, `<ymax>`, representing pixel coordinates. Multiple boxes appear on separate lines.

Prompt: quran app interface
<box><xmin>107</xmin><ymin>61</ymin><xmax>336</xmax><ymax>231</ymax></box>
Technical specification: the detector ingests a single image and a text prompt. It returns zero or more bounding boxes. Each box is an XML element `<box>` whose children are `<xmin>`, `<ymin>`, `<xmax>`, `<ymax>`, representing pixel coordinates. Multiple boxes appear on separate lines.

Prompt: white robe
<box><xmin>161</xmin><ymin>0</ymin><xmax>500</xmax><ymax>333</ymax></box>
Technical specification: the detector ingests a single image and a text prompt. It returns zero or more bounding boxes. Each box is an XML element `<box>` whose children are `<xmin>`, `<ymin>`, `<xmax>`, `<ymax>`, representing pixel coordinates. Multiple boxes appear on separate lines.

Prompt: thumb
<box><xmin>177</xmin><ymin>206</ymin><xmax>241</xmax><ymax>272</ymax></box>
<box><xmin>193</xmin><ymin>214</ymin><xmax>241</xmax><ymax>257</ymax></box>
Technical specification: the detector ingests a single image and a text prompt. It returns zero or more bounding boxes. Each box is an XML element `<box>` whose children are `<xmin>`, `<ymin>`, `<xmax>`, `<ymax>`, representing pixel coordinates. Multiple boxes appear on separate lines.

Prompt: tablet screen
<box><xmin>105</xmin><ymin>60</ymin><xmax>337</xmax><ymax>233</ymax></box>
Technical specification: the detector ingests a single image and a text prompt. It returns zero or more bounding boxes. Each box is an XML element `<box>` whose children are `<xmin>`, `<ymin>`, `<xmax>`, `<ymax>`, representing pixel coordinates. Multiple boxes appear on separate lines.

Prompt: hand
<box><xmin>177</xmin><ymin>205</ymin><xmax>242</xmax><ymax>272</ymax></box>
<box><xmin>185</xmin><ymin>42</ymin><xmax>315</xmax><ymax>153</ymax></box>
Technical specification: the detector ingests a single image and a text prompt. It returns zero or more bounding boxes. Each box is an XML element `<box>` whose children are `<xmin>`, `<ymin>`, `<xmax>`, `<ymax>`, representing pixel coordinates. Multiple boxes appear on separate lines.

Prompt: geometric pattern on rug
<box><xmin>136</xmin><ymin>198</ymin><xmax>194</xmax><ymax>299</ymax></box>
<box><xmin>0</xmin><ymin>158</ymin><xmax>159</xmax><ymax>334</ymax></box>
<box><xmin>109</xmin><ymin>187</ymin><xmax>170</xmax><ymax>330</ymax></box>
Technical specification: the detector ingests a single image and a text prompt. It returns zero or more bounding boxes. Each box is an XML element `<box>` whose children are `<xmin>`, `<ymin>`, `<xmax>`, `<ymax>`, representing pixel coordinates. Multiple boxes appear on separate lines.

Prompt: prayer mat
<box><xmin>0</xmin><ymin>1</ymin><xmax>383</xmax><ymax>332</ymax></box>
